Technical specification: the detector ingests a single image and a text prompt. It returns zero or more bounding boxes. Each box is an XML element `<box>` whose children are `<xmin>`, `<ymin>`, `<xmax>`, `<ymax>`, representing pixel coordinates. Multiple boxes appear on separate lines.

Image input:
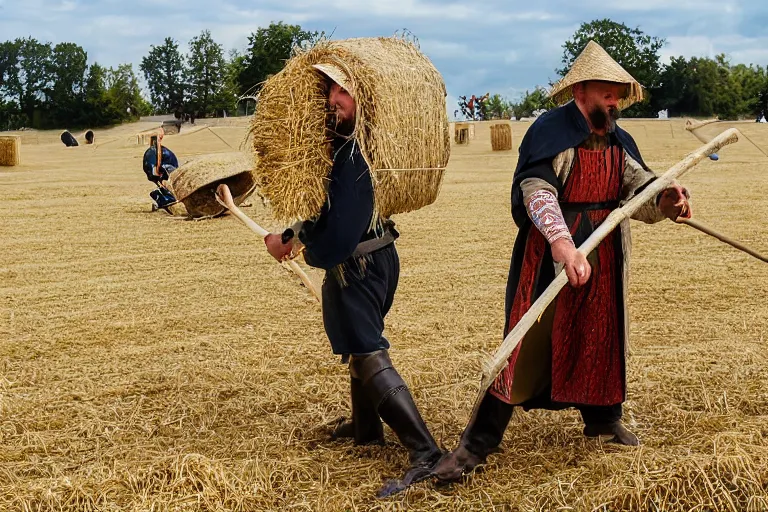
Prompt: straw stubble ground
<box><xmin>1</xmin><ymin>119</ymin><xmax>767</xmax><ymax>511</ymax></box>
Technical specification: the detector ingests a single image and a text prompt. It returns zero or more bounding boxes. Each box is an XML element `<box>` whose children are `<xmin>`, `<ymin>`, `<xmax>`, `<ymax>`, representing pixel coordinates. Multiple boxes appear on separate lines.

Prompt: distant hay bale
<box><xmin>250</xmin><ymin>37</ymin><xmax>450</xmax><ymax>224</ymax></box>
<box><xmin>162</xmin><ymin>120</ymin><xmax>182</xmax><ymax>135</ymax></box>
<box><xmin>454</xmin><ymin>123</ymin><xmax>470</xmax><ymax>145</ymax></box>
<box><xmin>0</xmin><ymin>135</ymin><xmax>21</xmax><ymax>166</ymax></box>
<box><xmin>490</xmin><ymin>123</ymin><xmax>513</xmax><ymax>151</ymax></box>
<box><xmin>169</xmin><ymin>152</ymin><xmax>256</xmax><ymax>219</ymax></box>
<box><xmin>137</xmin><ymin>130</ymin><xmax>158</xmax><ymax>146</ymax></box>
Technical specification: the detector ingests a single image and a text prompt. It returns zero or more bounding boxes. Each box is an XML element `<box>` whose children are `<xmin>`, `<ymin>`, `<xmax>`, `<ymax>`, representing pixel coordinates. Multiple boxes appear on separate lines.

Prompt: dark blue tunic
<box><xmin>299</xmin><ymin>138</ymin><xmax>398</xmax><ymax>355</ymax></box>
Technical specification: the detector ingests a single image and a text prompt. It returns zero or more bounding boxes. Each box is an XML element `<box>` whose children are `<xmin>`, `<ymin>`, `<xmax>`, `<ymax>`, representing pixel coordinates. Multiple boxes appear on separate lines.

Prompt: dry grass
<box><xmin>1</xmin><ymin>118</ymin><xmax>767</xmax><ymax>511</ymax></box>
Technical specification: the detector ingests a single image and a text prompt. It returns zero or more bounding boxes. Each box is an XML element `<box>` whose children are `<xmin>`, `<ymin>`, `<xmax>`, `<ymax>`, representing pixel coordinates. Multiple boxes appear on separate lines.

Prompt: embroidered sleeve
<box><xmin>525</xmin><ymin>189</ymin><xmax>573</xmax><ymax>245</ymax></box>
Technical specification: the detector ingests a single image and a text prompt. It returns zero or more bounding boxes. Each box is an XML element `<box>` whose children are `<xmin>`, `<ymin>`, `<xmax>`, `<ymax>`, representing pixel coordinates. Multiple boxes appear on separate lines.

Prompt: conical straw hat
<box><xmin>549</xmin><ymin>40</ymin><xmax>644</xmax><ymax>109</ymax></box>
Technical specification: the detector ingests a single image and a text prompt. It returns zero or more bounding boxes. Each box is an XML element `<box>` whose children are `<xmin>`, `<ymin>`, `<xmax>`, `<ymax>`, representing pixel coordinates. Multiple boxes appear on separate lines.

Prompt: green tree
<box><xmin>81</xmin><ymin>63</ymin><xmax>110</xmax><ymax>126</ymax></box>
<box><xmin>48</xmin><ymin>42</ymin><xmax>88</xmax><ymax>126</ymax></box>
<box><xmin>5</xmin><ymin>37</ymin><xmax>53</xmax><ymax>126</ymax></box>
<box><xmin>104</xmin><ymin>63</ymin><xmax>149</xmax><ymax>122</ymax></box>
<box><xmin>559</xmin><ymin>19</ymin><xmax>665</xmax><ymax>117</ymax></box>
<box><xmin>186</xmin><ymin>30</ymin><xmax>230</xmax><ymax>117</ymax></box>
<box><xmin>731</xmin><ymin>63</ymin><xmax>766</xmax><ymax>117</ymax></box>
<box><xmin>485</xmin><ymin>94</ymin><xmax>512</xmax><ymax>119</ymax></box>
<box><xmin>656</xmin><ymin>56</ymin><xmax>696</xmax><ymax>116</ymax></box>
<box><xmin>510</xmin><ymin>87</ymin><xmax>554</xmax><ymax>118</ymax></box>
<box><xmin>237</xmin><ymin>22</ymin><xmax>320</xmax><ymax>96</ymax></box>
<box><xmin>140</xmin><ymin>37</ymin><xmax>186</xmax><ymax>113</ymax></box>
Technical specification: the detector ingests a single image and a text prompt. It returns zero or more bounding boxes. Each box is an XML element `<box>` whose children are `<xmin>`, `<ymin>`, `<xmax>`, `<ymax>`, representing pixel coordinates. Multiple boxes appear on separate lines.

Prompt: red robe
<box><xmin>490</xmin><ymin>144</ymin><xmax>626</xmax><ymax>406</ymax></box>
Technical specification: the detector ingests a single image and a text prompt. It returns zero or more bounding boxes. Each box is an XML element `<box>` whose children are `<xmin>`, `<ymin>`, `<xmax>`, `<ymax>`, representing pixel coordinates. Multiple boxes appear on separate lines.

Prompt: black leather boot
<box><xmin>432</xmin><ymin>391</ymin><xmax>514</xmax><ymax>482</ymax></box>
<box><xmin>331</xmin><ymin>373</ymin><xmax>384</xmax><ymax>445</ymax></box>
<box><xmin>351</xmin><ymin>351</ymin><xmax>443</xmax><ymax>497</ymax></box>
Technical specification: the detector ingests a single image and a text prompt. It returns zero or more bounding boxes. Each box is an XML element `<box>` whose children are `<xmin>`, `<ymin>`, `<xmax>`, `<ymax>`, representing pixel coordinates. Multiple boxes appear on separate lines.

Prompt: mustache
<box><xmin>326</xmin><ymin>109</ymin><xmax>355</xmax><ymax>137</ymax></box>
<box><xmin>589</xmin><ymin>106</ymin><xmax>621</xmax><ymax>132</ymax></box>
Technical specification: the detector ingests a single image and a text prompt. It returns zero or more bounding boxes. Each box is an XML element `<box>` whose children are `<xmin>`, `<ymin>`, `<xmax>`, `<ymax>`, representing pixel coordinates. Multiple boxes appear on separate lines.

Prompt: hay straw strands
<box><xmin>0</xmin><ymin>135</ymin><xmax>21</xmax><ymax>166</ymax></box>
<box><xmin>490</xmin><ymin>123</ymin><xmax>513</xmax><ymax>151</ymax></box>
<box><xmin>250</xmin><ymin>37</ymin><xmax>450</xmax><ymax>224</ymax></box>
<box><xmin>2</xmin><ymin>118</ymin><xmax>768</xmax><ymax>511</ymax></box>
<box><xmin>169</xmin><ymin>152</ymin><xmax>256</xmax><ymax>219</ymax></box>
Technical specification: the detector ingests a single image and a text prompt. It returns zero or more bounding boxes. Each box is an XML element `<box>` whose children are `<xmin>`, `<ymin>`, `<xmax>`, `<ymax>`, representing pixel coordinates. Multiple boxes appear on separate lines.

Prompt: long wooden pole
<box><xmin>468</xmin><ymin>128</ymin><xmax>740</xmax><ymax>419</ymax></box>
<box><xmin>678</xmin><ymin>218</ymin><xmax>768</xmax><ymax>263</ymax></box>
<box><xmin>215</xmin><ymin>184</ymin><xmax>322</xmax><ymax>303</ymax></box>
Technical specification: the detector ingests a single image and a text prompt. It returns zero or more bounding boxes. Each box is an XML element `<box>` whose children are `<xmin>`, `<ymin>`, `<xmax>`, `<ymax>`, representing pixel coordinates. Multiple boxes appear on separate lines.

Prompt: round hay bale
<box><xmin>0</xmin><ymin>135</ymin><xmax>21</xmax><ymax>166</ymax></box>
<box><xmin>454</xmin><ymin>123</ymin><xmax>470</xmax><ymax>145</ymax></box>
<box><xmin>60</xmin><ymin>130</ymin><xmax>78</xmax><ymax>147</ymax></box>
<box><xmin>250</xmin><ymin>37</ymin><xmax>450</xmax><ymax>223</ymax></box>
<box><xmin>490</xmin><ymin>123</ymin><xmax>512</xmax><ymax>151</ymax></box>
<box><xmin>169</xmin><ymin>152</ymin><xmax>256</xmax><ymax>219</ymax></box>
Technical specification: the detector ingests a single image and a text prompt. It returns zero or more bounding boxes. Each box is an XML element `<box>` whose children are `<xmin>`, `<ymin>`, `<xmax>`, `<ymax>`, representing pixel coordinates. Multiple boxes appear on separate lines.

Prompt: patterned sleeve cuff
<box><xmin>525</xmin><ymin>189</ymin><xmax>573</xmax><ymax>245</ymax></box>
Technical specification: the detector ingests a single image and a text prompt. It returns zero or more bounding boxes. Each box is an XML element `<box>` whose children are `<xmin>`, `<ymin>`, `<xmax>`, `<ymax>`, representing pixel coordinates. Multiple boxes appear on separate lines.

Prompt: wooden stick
<box><xmin>468</xmin><ymin>127</ymin><xmax>740</xmax><ymax>419</ymax></box>
<box><xmin>206</xmin><ymin>126</ymin><xmax>235</xmax><ymax>150</ymax></box>
<box><xmin>215</xmin><ymin>184</ymin><xmax>322</xmax><ymax>303</ymax></box>
<box><xmin>678</xmin><ymin>218</ymin><xmax>768</xmax><ymax>263</ymax></box>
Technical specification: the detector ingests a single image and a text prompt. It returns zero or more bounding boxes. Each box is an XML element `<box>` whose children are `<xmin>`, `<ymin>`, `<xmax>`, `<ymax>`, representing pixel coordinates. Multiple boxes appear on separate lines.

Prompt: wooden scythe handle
<box><xmin>215</xmin><ymin>184</ymin><xmax>322</xmax><ymax>303</ymax></box>
<box><xmin>678</xmin><ymin>218</ymin><xmax>768</xmax><ymax>264</ymax></box>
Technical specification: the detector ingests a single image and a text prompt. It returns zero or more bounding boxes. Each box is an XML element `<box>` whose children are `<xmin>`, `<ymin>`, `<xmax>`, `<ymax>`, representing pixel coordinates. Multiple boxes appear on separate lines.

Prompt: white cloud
<box><xmin>1</xmin><ymin>0</ymin><xmax>766</xmax><ymax>102</ymax></box>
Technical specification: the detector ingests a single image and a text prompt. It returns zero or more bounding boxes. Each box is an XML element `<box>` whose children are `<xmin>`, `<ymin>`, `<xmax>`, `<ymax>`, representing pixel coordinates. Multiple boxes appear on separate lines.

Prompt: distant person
<box><xmin>84</xmin><ymin>130</ymin><xmax>94</xmax><ymax>144</ymax></box>
<box><xmin>142</xmin><ymin>132</ymin><xmax>179</xmax><ymax>210</ymax></box>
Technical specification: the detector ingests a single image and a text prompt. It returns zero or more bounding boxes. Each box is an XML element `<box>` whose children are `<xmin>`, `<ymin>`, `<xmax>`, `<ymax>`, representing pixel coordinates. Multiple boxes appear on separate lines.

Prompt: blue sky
<box><xmin>2</xmin><ymin>0</ymin><xmax>767</xmax><ymax>117</ymax></box>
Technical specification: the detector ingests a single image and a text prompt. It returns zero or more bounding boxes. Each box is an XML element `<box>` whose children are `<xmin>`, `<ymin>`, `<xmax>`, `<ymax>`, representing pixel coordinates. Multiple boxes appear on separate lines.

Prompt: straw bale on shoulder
<box><xmin>250</xmin><ymin>37</ymin><xmax>450</xmax><ymax>224</ymax></box>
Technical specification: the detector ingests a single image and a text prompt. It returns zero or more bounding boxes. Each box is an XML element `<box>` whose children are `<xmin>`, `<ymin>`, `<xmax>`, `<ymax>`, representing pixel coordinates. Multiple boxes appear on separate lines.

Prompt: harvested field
<box><xmin>1</xmin><ymin>118</ymin><xmax>767</xmax><ymax>511</ymax></box>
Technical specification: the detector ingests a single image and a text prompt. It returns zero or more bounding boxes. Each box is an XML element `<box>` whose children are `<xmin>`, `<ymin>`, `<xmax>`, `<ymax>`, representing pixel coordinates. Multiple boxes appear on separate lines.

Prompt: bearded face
<box><xmin>587</xmin><ymin>102</ymin><xmax>621</xmax><ymax>133</ymax></box>
<box><xmin>327</xmin><ymin>82</ymin><xmax>356</xmax><ymax>137</ymax></box>
<box><xmin>576</xmin><ymin>81</ymin><xmax>627</xmax><ymax>134</ymax></box>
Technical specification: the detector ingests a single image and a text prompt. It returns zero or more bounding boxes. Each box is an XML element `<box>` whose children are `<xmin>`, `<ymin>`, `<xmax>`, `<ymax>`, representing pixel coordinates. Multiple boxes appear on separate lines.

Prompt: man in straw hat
<box><xmin>264</xmin><ymin>62</ymin><xmax>443</xmax><ymax>497</ymax></box>
<box><xmin>433</xmin><ymin>40</ymin><xmax>692</xmax><ymax>482</ymax></box>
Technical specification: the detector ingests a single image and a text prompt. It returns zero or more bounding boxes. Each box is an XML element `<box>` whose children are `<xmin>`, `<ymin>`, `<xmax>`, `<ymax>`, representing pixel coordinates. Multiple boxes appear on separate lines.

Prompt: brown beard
<box><xmin>326</xmin><ymin>110</ymin><xmax>355</xmax><ymax>137</ymax></box>
<box><xmin>588</xmin><ymin>105</ymin><xmax>621</xmax><ymax>133</ymax></box>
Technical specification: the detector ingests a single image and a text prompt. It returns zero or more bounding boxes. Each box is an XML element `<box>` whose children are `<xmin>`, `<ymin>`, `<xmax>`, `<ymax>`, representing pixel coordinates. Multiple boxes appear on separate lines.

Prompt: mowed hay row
<box><xmin>490</xmin><ymin>123</ymin><xmax>512</xmax><ymax>151</ymax></box>
<box><xmin>1</xmin><ymin>119</ymin><xmax>767</xmax><ymax>511</ymax></box>
<box><xmin>0</xmin><ymin>134</ymin><xmax>21</xmax><ymax>166</ymax></box>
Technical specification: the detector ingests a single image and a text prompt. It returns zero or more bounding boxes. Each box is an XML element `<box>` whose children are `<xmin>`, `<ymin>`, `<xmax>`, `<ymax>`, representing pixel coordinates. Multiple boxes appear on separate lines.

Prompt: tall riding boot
<box><xmin>331</xmin><ymin>372</ymin><xmax>384</xmax><ymax>445</ymax></box>
<box><xmin>432</xmin><ymin>391</ymin><xmax>514</xmax><ymax>482</ymax></box>
<box><xmin>351</xmin><ymin>350</ymin><xmax>443</xmax><ymax>498</ymax></box>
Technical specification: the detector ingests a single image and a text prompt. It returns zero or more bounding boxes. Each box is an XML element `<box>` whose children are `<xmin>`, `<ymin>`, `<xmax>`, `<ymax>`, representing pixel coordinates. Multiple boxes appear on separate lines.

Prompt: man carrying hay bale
<box><xmin>262</xmin><ymin>60</ymin><xmax>444</xmax><ymax>498</ymax></box>
<box><xmin>433</xmin><ymin>41</ymin><xmax>693</xmax><ymax>482</ymax></box>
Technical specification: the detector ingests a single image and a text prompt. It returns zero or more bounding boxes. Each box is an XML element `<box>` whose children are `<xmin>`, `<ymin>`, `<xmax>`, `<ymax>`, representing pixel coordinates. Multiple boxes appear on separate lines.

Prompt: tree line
<box><xmin>460</xmin><ymin>19</ymin><xmax>768</xmax><ymax>121</ymax></box>
<box><xmin>0</xmin><ymin>23</ymin><xmax>319</xmax><ymax>130</ymax></box>
<box><xmin>3</xmin><ymin>19</ymin><xmax>767</xmax><ymax>130</ymax></box>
